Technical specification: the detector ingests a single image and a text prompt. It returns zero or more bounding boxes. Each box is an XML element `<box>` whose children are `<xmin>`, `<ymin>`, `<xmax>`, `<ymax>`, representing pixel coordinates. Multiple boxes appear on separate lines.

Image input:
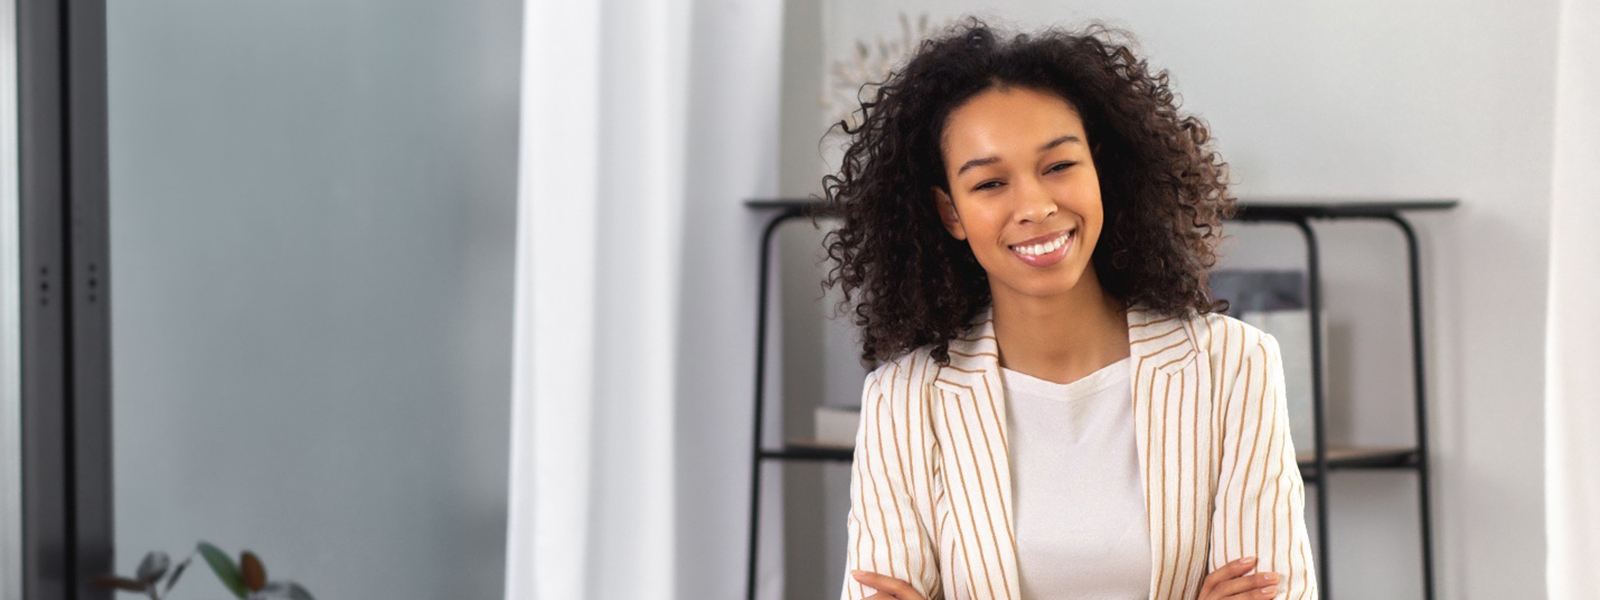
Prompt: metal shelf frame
<box><xmin>744</xmin><ymin>198</ymin><xmax>1456</xmax><ymax>600</ymax></box>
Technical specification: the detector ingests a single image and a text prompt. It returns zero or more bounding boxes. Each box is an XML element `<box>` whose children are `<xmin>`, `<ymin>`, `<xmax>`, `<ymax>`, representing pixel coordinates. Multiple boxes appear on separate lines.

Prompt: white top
<box><xmin>1001</xmin><ymin>356</ymin><xmax>1151</xmax><ymax>600</ymax></box>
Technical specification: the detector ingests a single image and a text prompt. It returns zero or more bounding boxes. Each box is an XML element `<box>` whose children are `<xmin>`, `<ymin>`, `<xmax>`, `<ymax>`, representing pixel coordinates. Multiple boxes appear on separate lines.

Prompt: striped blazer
<box><xmin>840</xmin><ymin>304</ymin><xmax>1318</xmax><ymax>600</ymax></box>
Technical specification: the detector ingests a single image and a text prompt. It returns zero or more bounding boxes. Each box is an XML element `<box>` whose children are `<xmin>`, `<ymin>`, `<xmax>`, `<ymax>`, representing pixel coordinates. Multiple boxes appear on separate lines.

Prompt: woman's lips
<box><xmin>1008</xmin><ymin>229</ymin><xmax>1074</xmax><ymax>268</ymax></box>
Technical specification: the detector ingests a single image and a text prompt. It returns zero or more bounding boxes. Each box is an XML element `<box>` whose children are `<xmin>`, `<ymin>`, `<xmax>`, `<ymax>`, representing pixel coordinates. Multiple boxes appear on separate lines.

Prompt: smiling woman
<box><xmin>820</xmin><ymin>19</ymin><xmax>1317</xmax><ymax>600</ymax></box>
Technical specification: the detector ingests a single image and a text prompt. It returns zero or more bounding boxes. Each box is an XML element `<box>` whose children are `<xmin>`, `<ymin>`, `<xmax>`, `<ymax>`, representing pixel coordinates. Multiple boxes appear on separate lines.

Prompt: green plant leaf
<box><xmin>163</xmin><ymin>555</ymin><xmax>192</xmax><ymax>594</ymax></box>
<box><xmin>196</xmin><ymin>542</ymin><xmax>247</xmax><ymax>599</ymax></box>
<box><xmin>136</xmin><ymin>551</ymin><xmax>170</xmax><ymax>583</ymax></box>
<box><xmin>260</xmin><ymin>581</ymin><xmax>314</xmax><ymax>600</ymax></box>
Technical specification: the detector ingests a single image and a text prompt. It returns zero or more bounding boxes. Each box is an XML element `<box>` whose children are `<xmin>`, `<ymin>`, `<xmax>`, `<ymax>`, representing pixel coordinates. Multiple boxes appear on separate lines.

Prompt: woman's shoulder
<box><xmin>1186</xmin><ymin>310</ymin><xmax>1284</xmax><ymax>372</ymax></box>
<box><xmin>1190</xmin><ymin>310</ymin><xmax>1271</xmax><ymax>341</ymax></box>
<box><xmin>866</xmin><ymin>309</ymin><xmax>994</xmax><ymax>390</ymax></box>
<box><xmin>865</xmin><ymin>344</ymin><xmax>947</xmax><ymax>389</ymax></box>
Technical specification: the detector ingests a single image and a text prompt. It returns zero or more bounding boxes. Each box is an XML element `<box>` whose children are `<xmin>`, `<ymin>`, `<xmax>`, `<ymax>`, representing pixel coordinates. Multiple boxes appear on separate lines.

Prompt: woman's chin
<box><xmin>992</xmin><ymin>272</ymin><xmax>1089</xmax><ymax>303</ymax></box>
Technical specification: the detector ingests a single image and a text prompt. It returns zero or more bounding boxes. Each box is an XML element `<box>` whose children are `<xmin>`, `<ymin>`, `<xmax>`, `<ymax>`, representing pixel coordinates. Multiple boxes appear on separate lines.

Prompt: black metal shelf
<box><xmin>744</xmin><ymin>197</ymin><xmax>1460</xmax><ymax>217</ymax></box>
<box><xmin>757</xmin><ymin>444</ymin><xmax>853</xmax><ymax>463</ymax></box>
<box><xmin>744</xmin><ymin>197</ymin><xmax>1455</xmax><ymax>600</ymax></box>
<box><xmin>756</xmin><ymin>442</ymin><xmax>1423</xmax><ymax>484</ymax></box>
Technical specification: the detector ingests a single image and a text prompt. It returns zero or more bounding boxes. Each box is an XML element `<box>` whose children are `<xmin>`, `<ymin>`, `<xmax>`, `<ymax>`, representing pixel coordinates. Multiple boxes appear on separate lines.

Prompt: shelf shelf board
<box><xmin>758</xmin><ymin>439</ymin><xmax>854</xmax><ymax>462</ymax></box>
<box><xmin>760</xmin><ymin>441</ymin><xmax>1421</xmax><ymax>476</ymax></box>
<box><xmin>1298</xmin><ymin>446</ymin><xmax>1419</xmax><ymax>484</ymax></box>
<box><xmin>745</xmin><ymin>197</ymin><xmax>1460</xmax><ymax>217</ymax></box>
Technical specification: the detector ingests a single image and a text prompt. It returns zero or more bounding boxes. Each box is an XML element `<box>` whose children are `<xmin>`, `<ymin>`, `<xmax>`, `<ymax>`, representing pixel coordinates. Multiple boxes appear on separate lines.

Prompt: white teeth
<box><xmin>1011</xmin><ymin>231</ymin><xmax>1072</xmax><ymax>256</ymax></box>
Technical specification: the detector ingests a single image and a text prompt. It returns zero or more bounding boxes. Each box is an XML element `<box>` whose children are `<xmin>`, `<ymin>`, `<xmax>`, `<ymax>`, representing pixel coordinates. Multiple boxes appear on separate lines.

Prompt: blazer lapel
<box><xmin>1126</xmin><ymin>305</ymin><xmax>1205</xmax><ymax>600</ymax></box>
<box><xmin>931</xmin><ymin>309</ymin><xmax>1021</xmax><ymax>600</ymax></box>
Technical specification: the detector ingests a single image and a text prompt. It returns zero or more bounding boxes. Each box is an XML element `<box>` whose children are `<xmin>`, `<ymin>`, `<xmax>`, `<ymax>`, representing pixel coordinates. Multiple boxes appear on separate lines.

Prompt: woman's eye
<box><xmin>1046</xmin><ymin>161</ymin><xmax>1076</xmax><ymax>174</ymax></box>
<box><xmin>973</xmin><ymin>180</ymin><xmax>1004</xmax><ymax>191</ymax></box>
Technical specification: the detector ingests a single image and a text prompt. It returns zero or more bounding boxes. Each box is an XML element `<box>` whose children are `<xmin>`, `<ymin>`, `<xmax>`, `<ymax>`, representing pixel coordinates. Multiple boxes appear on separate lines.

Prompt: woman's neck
<box><xmin>990</xmin><ymin>268</ymin><xmax>1129</xmax><ymax>385</ymax></box>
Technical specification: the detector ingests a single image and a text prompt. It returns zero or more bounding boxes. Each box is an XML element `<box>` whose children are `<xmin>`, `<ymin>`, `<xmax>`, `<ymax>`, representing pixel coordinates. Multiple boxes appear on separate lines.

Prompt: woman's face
<box><xmin>933</xmin><ymin>86</ymin><xmax>1104</xmax><ymax>303</ymax></box>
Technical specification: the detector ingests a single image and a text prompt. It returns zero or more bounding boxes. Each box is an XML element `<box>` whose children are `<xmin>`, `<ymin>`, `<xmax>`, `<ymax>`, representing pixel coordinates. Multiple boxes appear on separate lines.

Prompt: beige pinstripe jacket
<box><xmin>840</xmin><ymin>305</ymin><xmax>1318</xmax><ymax>600</ymax></box>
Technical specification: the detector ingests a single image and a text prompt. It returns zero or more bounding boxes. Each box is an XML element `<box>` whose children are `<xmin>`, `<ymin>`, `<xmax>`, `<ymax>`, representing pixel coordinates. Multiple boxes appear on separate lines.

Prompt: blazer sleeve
<box><xmin>839</xmin><ymin>364</ymin><xmax>941</xmax><ymax>600</ymax></box>
<box><xmin>1209</xmin><ymin>331</ymin><xmax>1320</xmax><ymax>599</ymax></box>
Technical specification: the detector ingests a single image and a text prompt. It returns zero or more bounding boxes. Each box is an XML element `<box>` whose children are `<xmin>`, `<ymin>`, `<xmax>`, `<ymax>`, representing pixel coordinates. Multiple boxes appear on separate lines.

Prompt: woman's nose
<box><xmin>1015</xmin><ymin>177</ymin><xmax>1057</xmax><ymax>223</ymax></box>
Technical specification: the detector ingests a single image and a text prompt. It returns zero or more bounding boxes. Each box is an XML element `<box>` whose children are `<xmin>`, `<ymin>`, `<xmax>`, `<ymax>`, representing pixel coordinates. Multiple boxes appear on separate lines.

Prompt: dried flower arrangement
<box><xmin>822</xmin><ymin>13</ymin><xmax>958</xmax><ymax>131</ymax></box>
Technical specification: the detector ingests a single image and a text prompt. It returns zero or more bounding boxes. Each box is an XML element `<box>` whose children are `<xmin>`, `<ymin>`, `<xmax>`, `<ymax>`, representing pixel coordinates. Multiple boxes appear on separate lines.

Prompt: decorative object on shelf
<box><xmin>1210</xmin><ymin>268</ymin><xmax>1315</xmax><ymax>449</ymax></box>
<box><xmin>812</xmin><ymin>405</ymin><xmax>861</xmax><ymax>448</ymax></box>
<box><xmin>823</xmin><ymin>13</ymin><xmax>956</xmax><ymax>130</ymax></box>
<box><xmin>93</xmin><ymin>541</ymin><xmax>315</xmax><ymax>600</ymax></box>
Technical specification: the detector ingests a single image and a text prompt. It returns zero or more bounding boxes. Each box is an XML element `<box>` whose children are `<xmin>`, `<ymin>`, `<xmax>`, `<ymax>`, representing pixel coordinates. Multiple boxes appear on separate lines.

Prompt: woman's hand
<box><xmin>850</xmin><ymin>570</ymin><xmax>927</xmax><ymax>600</ymax></box>
<box><xmin>853</xmin><ymin>558</ymin><xmax>1280</xmax><ymax>599</ymax></box>
<box><xmin>1200</xmin><ymin>556</ymin><xmax>1282</xmax><ymax>599</ymax></box>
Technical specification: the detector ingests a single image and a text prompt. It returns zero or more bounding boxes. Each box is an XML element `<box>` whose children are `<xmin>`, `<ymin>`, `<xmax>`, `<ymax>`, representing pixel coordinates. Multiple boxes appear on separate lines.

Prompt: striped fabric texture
<box><xmin>840</xmin><ymin>304</ymin><xmax>1319</xmax><ymax>600</ymax></box>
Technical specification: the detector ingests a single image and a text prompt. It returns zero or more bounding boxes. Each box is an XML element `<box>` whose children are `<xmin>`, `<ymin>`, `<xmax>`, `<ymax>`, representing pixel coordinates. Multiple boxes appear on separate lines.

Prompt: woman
<box><xmin>821</xmin><ymin>20</ymin><xmax>1317</xmax><ymax>600</ymax></box>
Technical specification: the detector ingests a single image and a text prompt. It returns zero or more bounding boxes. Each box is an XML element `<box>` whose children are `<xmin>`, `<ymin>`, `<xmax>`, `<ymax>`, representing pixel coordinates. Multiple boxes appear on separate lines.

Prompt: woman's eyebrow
<box><xmin>955</xmin><ymin>134</ymin><xmax>1081</xmax><ymax>176</ymax></box>
<box><xmin>1039</xmin><ymin>134</ymin><xmax>1082</xmax><ymax>152</ymax></box>
<box><xmin>955</xmin><ymin>156</ymin><xmax>1000</xmax><ymax>176</ymax></box>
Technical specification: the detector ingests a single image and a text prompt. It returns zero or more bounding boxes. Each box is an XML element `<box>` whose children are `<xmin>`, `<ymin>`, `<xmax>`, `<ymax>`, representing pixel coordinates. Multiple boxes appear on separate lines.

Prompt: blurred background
<box><xmin>0</xmin><ymin>1</ymin><xmax>1596</xmax><ymax>599</ymax></box>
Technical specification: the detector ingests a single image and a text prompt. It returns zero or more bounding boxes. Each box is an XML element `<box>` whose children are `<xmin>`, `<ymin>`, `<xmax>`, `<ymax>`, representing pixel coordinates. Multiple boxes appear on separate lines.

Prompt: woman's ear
<box><xmin>932</xmin><ymin>187</ymin><xmax>968</xmax><ymax>240</ymax></box>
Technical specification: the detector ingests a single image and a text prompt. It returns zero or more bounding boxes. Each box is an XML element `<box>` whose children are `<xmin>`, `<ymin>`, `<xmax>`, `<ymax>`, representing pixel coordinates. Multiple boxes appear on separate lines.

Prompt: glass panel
<box><xmin>106</xmin><ymin>3</ymin><xmax>520</xmax><ymax>598</ymax></box>
<box><xmin>0</xmin><ymin>0</ymin><xmax>22</xmax><ymax>597</ymax></box>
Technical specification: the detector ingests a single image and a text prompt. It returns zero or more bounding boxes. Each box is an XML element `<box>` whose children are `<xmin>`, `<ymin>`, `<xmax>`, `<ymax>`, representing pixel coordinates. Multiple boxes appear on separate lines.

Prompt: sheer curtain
<box><xmin>0</xmin><ymin>2</ymin><xmax>18</xmax><ymax>598</ymax></box>
<box><xmin>1546</xmin><ymin>0</ymin><xmax>1599</xmax><ymax>596</ymax></box>
<box><xmin>504</xmin><ymin>0</ymin><xmax>689</xmax><ymax>598</ymax></box>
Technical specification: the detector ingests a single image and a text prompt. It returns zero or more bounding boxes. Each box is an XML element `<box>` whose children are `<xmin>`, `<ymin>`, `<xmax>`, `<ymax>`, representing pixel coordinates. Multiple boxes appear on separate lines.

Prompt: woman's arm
<box><xmin>839</xmin><ymin>365</ymin><xmax>941</xmax><ymax>600</ymax></box>
<box><xmin>1209</xmin><ymin>330</ymin><xmax>1320</xmax><ymax>599</ymax></box>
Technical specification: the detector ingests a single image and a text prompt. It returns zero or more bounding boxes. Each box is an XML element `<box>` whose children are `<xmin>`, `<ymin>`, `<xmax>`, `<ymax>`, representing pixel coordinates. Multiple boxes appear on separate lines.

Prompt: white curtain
<box><xmin>0</xmin><ymin>2</ymin><xmax>19</xmax><ymax>599</ymax></box>
<box><xmin>1546</xmin><ymin>0</ymin><xmax>1599</xmax><ymax>596</ymax></box>
<box><xmin>504</xmin><ymin>0</ymin><xmax>689</xmax><ymax>597</ymax></box>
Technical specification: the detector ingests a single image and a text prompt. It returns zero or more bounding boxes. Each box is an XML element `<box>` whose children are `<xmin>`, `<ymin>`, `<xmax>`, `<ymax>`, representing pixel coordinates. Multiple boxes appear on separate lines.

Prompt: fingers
<box><xmin>1201</xmin><ymin>556</ymin><xmax>1257</xmax><ymax>595</ymax></box>
<box><xmin>850</xmin><ymin>570</ymin><xmax>926</xmax><ymax>600</ymax></box>
<box><xmin>1216</xmin><ymin>572</ymin><xmax>1280</xmax><ymax>599</ymax></box>
<box><xmin>1200</xmin><ymin>557</ymin><xmax>1281</xmax><ymax>600</ymax></box>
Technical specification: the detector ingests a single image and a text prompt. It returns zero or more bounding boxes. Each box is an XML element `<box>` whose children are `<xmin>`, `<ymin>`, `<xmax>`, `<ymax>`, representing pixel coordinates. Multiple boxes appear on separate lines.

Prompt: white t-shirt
<box><xmin>1001</xmin><ymin>356</ymin><xmax>1151</xmax><ymax>599</ymax></box>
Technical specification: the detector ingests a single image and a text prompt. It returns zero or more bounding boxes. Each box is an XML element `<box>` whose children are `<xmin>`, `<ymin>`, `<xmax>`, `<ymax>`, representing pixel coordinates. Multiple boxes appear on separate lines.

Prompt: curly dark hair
<box><xmin>819</xmin><ymin>19</ymin><xmax>1235</xmax><ymax>366</ymax></box>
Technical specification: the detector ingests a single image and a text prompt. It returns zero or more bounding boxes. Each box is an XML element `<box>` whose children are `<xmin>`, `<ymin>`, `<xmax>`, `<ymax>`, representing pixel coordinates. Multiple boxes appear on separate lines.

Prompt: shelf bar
<box><xmin>747</xmin><ymin>198</ymin><xmax>1461</xmax><ymax>217</ymax></box>
<box><xmin>1291</xmin><ymin>216</ymin><xmax>1334</xmax><ymax>598</ymax></box>
<box><xmin>758</xmin><ymin>447</ymin><xmax>855</xmax><ymax>462</ymax></box>
<box><xmin>1383</xmin><ymin>214</ymin><xmax>1437</xmax><ymax>600</ymax></box>
<box><xmin>745</xmin><ymin>206</ymin><xmax>806</xmax><ymax>600</ymax></box>
<box><xmin>1231</xmin><ymin>200</ymin><xmax>1457</xmax><ymax>219</ymax></box>
<box><xmin>762</xmin><ymin>443</ymin><xmax>1422</xmax><ymax>469</ymax></box>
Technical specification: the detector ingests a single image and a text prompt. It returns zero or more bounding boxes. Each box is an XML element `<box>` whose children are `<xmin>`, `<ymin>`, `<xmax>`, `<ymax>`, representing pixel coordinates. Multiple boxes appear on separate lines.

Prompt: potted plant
<box><xmin>94</xmin><ymin>541</ymin><xmax>315</xmax><ymax>600</ymax></box>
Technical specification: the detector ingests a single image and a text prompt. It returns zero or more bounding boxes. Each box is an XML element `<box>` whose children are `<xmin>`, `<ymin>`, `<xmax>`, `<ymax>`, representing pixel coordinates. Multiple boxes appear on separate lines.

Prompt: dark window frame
<box><xmin>18</xmin><ymin>0</ymin><xmax>113</xmax><ymax>599</ymax></box>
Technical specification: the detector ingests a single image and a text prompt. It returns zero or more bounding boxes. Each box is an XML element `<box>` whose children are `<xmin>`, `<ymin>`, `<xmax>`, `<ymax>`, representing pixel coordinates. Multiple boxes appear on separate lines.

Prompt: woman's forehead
<box><xmin>941</xmin><ymin>87</ymin><xmax>1086</xmax><ymax>161</ymax></box>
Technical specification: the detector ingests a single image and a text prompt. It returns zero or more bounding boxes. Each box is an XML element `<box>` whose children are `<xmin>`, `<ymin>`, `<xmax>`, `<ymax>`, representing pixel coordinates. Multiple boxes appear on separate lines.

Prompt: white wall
<box><xmin>791</xmin><ymin>2</ymin><xmax>1557</xmax><ymax>598</ymax></box>
<box><xmin>106</xmin><ymin>2</ymin><xmax>521</xmax><ymax>599</ymax></box>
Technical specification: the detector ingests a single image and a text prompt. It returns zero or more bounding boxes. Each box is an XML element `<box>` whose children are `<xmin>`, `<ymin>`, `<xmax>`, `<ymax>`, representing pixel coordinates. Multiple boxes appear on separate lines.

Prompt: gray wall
<box><xmin>106</xmin><ymin>2</ymin><xmax>520</xmax><ymax>599</ymax></box>
<box><xmin>776</xmin><ymin>0</ymin><xmax>862</xmax><ymax>596</ymax></box>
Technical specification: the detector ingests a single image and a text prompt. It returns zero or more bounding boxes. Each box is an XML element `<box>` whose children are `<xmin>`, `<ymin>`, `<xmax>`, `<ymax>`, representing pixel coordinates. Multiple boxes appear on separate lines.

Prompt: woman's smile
<box><xmin>1008</xmin><ymin>228</ymin><xmax>1075</xmax><ymax>267</ymax></box>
